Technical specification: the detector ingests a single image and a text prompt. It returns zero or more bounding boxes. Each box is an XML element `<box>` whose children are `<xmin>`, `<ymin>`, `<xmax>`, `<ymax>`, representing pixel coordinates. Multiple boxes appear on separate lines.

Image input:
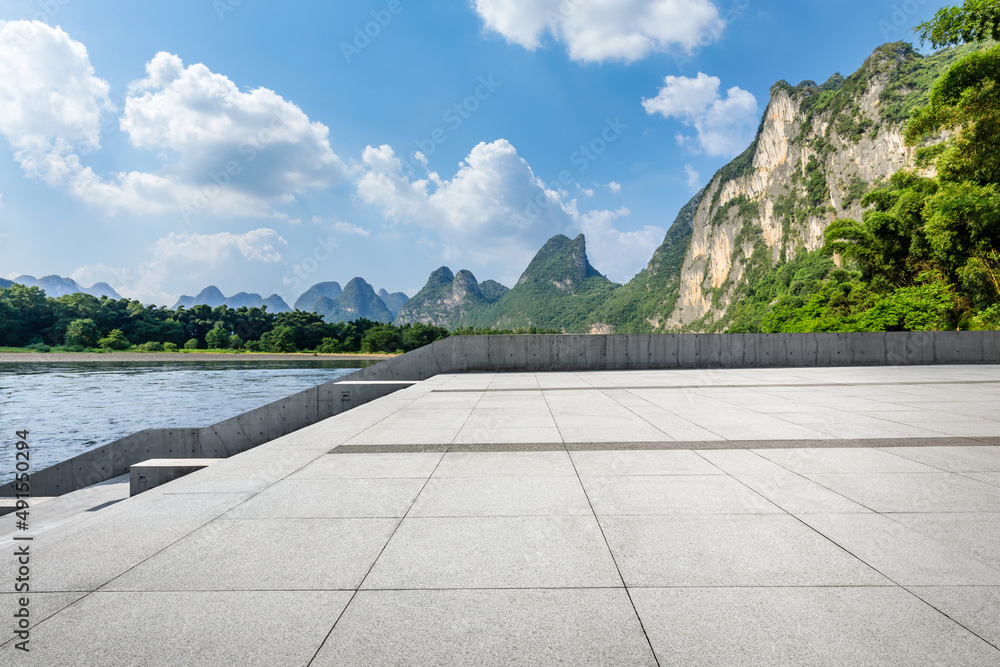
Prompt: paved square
<box><xmin>4</xmin><ymin>365</ymin><xmax>999</xmax><ymax>665</ymax></box>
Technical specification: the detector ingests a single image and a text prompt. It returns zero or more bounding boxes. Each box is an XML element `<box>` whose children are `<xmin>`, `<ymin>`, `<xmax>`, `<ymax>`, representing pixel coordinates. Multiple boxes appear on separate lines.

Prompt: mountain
<box><xmin>599</xmin><ymin>41</ymin><xmax>976</xmax><ymax>333</ymax></box>
<box><xmin>172</xmin><ymin>286</ymin><xmax>226</xmax><ymax>310</ymax></box>
<box><xmin>294</xmin><ymin>282</ymin><xmax>342</xmax><ymax>312</ymax></box>
<box><xmin>0</xmin><ymin>278</ymin><xmax>12</xmax><ymax>289</ymax></box>
<box><xmin>591</xmin><ymin>189</ymin><xmax>704</xmax><ymax>332</ymax></box>
<box><xmin>395</xmin><ymin>267</ymin><xmax>507</xmax><ymax>328</ymax></box>
<box><xmin>377</xmin><ymin>289</ymin><xmax>410</xmax><ymax>318</ymax></box>
<box><xmin>313</xmin><ymin>277</ymin><xmax>393</xmax><ymax>323</ymax></box>
<box><xmin>8</xmin><ymin>274</ymin><xmax>121</xmax><ymax>299</ymax></box>
<box><xmin>462</xmin><ymin>234</ymin><xmax>618</xmax><ymax>332</ymax></box>
<box><xmin>170</xmin><ymin>286</ymin><xmax>290</xmax><ymax>312</ymax></box>
<box><xmin>224</xmin><ymin>292</ymin><xmax>291</xmax><ymax>312</ymax></box>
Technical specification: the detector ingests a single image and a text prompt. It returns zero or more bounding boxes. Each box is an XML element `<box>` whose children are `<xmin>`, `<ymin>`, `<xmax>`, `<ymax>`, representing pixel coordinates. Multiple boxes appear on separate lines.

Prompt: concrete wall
<box><xmin>337</xmin><ymin>331</ymin><xmax>1000</xmax><ymax>381</ymax></box>
<box><xmin>6</xmin><ymin>331</ymin><xmax>997</xmax><ymax>497</ymax></box>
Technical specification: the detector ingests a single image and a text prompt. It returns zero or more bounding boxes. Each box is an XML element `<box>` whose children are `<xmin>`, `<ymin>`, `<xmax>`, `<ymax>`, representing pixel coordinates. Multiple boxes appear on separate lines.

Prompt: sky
<box><xmin>0</xmin><ymin>0</ymin><xmax>954</xmax><ymax>306</ymax></box>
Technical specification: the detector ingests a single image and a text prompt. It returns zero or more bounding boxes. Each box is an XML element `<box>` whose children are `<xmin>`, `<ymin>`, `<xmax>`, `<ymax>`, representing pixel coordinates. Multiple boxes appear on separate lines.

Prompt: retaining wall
<box><xmin>7</xmin><ymin>331</ymin><xmax>998</xmax><ymax>497</ymax></box>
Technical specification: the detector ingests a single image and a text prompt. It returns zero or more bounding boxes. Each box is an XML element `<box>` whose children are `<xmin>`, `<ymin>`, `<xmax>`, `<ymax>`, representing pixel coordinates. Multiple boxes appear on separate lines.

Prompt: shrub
<box><xmin>98</xmin><ymin>329</ymin><xmax>131</xmax><ymax>351</ymax></box>
<box><xmin>183</xmin><ymin>338</ymin><xmax>200</xmax><ymax>350</ymax></box>
<box><xmin>163</xmin><ymin>342</ymin><xmax>178</xmax><ymax>352</ymax></box>
<box><xmin>139</xmin><ymin>341</ymin><xmax>164</xmax><ymax>352</ymax></box>
<box><xmin>65</xmin><ymin>318</ymin><xmax>100</xmax><ymax>348</ymax></box>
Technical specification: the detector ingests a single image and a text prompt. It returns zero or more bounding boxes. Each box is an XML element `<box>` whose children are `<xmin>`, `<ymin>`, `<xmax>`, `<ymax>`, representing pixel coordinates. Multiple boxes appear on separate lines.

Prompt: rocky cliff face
<box><xmin>656</xmin><ymin>42</ymin><xmax>957</xmax><ymax>332</ymax></box>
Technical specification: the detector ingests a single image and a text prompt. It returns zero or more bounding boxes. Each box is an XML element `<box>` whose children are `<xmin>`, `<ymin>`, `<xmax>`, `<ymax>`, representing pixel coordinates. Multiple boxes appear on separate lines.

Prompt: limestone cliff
<box><xmin>656</xmin><ymin>42</ymin><xmax>968</xmax><ymax>332</ymax></box>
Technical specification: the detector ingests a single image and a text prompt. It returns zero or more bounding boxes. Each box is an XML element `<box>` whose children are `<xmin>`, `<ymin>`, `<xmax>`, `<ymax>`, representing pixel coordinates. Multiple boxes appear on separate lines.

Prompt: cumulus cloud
<box><xmin>473</xmin><ymin>0</ymin><xmax>724</xmax><ymax>62</ymax></box>
<box><xmin>0</xmin><ymin>21</ymin><xmax>112</xmax><ymax>185</ymax></box>
<box><xmin>357</xmin><ymin>139</ymin><xmax>662</xmax><ymax>283</ymax></box>
<box><xmin>120</xmin><ymin>52</ymin><xmax>349</xmax><ymax>217</ymax></box>
<box><xmin>608</xmin><ymin>181</ymin><xmax>622</xmax><ymax>194</ymax></box>
<box><xmin>643</xmin><ymin>72</ymin><xmax>758</xmax><ymax>157</ymax></box>
<box><xmin>570</xmin><ymin>206</ymin><xmax>664</xmax><ymax>284</ymax></box>
<box><xmin>0</xmin><ymin>22</ymin><xmax>347</xmax><ymax>219</ymax></box>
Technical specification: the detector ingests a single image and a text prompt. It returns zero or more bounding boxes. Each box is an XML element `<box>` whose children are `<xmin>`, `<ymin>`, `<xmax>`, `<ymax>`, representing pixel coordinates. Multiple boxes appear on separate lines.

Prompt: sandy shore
<box><xmin>0</xmin><ymin>352</ymin><xmax>395</xmax><ymax>363</ymax></box>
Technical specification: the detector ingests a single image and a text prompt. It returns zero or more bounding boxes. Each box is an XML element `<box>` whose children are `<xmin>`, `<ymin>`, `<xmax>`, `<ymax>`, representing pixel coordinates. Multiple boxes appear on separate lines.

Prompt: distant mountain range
<box><xmin>171</xmin><ymin>278</ymin><xmax>411</xmax><ymax>323</ymax></box>
<box><xmin>171</xmin><ymin>286</ymin><xmax>292</xmax><ymax>313</ymax></box>
<box><xmin>2</xmin><ymin>275</ymin><xmax>121</xmax><ymax>299</ymax></box>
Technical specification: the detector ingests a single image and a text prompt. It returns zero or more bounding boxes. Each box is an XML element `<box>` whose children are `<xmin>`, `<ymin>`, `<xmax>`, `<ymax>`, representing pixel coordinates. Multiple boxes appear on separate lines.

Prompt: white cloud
<box><xmin>0</xmin><ymin>21</ymin><xmax>112</xmax><ymax>185</ymax></box>
<box><xmin>608</xmin><ymin>181</ymin><xmax>622</xmax><ymax>194</ymax></box>
<box><xmin>0</xmin><ymin>22</ymin><xmax>347</xmax><ymax>219</ymax></box>
<box><xmin>570</xmin><ymin>206</ymin><xmax>664</xmax><ymax>284</ymax></box>
<box><xmin>357</xmin><ymin>138</ymin><xmax>662</xmax><ymax>284</ymax></box>
<box><xmin>643</xmin><ymin>72</ymin><xmax>758</xmax><ymax>157</ymax></box>
<box><xmin>684</xmin><ymin>164</ymin><xmax>701</xmax><ymax>190</ymax></box>
<box><xmin>332</xmin><ymin>221</ymin><xmax>370</xmax><ymax>236</ymax></box>
<box><xmin>120</xmin><ymin>52</ymin><xmax>349</xmax><ymax>217</ymax></box>
<box><xmin>76</xmin><ymin>229</ymin><xmax>289</xmax><ymax>305</ymax></box>
<box><xmin>473</xmin><ymin>0</ymin><xmax>724</xmax><ymax>62</ymax></box>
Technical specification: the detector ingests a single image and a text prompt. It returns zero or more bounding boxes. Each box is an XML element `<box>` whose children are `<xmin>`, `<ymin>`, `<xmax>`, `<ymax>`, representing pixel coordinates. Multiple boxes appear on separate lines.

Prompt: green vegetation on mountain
<box><xmin>394</xmin><ymin>267</ymin><xmax>505</xmax><ymax>328</ymax></box>
<box><xmin>591</xmin><ymin>190</ymin><xmax>704</xmax><ymax>333</ymax></box>
<box><xmin>704</xmin><ymin>3</ymin><xmax>1000</xmax><ymax>333</ymax></box>
<box><xmin>463</xmin><ymin>235</ymin><xmax>618</xmax><ymax>332</ymax></box>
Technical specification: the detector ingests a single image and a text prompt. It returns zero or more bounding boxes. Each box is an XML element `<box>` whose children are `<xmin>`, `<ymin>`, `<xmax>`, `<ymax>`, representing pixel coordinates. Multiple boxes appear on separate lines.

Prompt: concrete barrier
<box><xmin>130</xmin><ymin>459</ymin><xmax>224</xmax><ymax>496</ymax></box>
<box><xmin>4</xmin><ymin>331</ymin><xmax>997</xmax><ymax>498</ymax></box>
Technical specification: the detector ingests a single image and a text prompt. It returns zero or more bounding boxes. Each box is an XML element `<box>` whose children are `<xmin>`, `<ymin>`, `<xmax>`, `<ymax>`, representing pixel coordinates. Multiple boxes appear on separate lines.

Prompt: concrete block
<box><xmin>677</xmin><ymin>334</ymin><xmax>699</xmax><ymax>368</ymax></box>
<box><xmin>937</xmin><ymin>331</ymin><xmax>986</xmax><ymax>364</ymax></box>
<box><xmin>130</xmin><ymin>459</ymin><xmax>223</xmax><ymax>496</ymax></box>
<box><xmin>654</xmin><ymin>334</ymin><xmax>680</xmax><ymax>369</ymax></box>
<box><xmin>983</xmin><ymin>330</ymin><xmax>999</xmax><ymax>363</ymax></box>
<box><xmin>851</xmin><ymin>332</ymin><xmax>885</xmax><ymax>365</ymax></box>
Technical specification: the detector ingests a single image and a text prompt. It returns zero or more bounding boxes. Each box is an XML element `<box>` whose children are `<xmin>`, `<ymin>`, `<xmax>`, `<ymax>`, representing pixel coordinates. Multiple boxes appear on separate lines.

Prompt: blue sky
<box><xmin>0</xmin><ymin>0</ymin><xmax>952</xmax><ymax>305</ymax></box>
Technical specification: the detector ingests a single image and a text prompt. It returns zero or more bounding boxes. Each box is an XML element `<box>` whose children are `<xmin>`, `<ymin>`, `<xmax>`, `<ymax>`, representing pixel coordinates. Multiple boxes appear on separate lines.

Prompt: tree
<box><xmin>260</xmin><ymin>325</ymin><xmax>296</xmax><ymax>353</ymax></box>
<box><xmin>205</xmin><ymin>324</ymin><xmax>229</xmax><ymax>349</ymax></box>
<box><xmin>916</xmin><ymin>0</ymin><xmax>1000</xmax><ymax>48</ymax></box>
<box><xmin>98</xmin><ymin>329</ymin><xmax>131</xmax><ymax>351</ymax></box>
<box><xmin>65</xmin><ymin>318</ymin><xmax>101</xmax><ymax>348</ymax></box>
<box><xmin>184</xmin><ymin>338</ymin><xmax>200</xmax><ymax>350</ymax></box>
<box><xmin>361</xmin><ymin>326</ymin><xmax>402</xmax><ymax>353</ymax></box>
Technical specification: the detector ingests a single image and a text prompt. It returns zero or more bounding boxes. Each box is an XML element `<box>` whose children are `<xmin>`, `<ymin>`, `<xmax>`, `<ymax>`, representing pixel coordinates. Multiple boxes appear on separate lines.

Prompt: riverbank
<box><xmin>0</xmin><ymin>351</ymin><xmax>396</xmax><ymax>363</ymax></box>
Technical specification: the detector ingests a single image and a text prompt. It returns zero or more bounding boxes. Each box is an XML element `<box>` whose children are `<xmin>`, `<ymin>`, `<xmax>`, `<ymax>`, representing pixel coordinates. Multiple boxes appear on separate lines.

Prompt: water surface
<box><xmin>0</xmin><ymin>360</ymin><xmax>374</xmax><ymax>479</ymax></box>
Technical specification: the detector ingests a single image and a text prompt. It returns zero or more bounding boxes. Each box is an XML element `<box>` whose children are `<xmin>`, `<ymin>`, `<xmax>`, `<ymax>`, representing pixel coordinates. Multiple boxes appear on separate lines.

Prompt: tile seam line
<box><xmin>305</xmin><ymin>448</ymin><xmax>448</xmax><ymax>666</ymax></box>
<box><xmin>546</xmin><ymin>389</ymin><xmax>662</xmax><ymax>667</ymax></box>
<box><xmin>4</xmin><ymin>430</ymin><xmax>373</xmax><ymax>645</ymax></box>
<box><xmin>730</xmin><ymin>452</ymin><xmax>1000</xmax><ymax>646</ymax></box>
